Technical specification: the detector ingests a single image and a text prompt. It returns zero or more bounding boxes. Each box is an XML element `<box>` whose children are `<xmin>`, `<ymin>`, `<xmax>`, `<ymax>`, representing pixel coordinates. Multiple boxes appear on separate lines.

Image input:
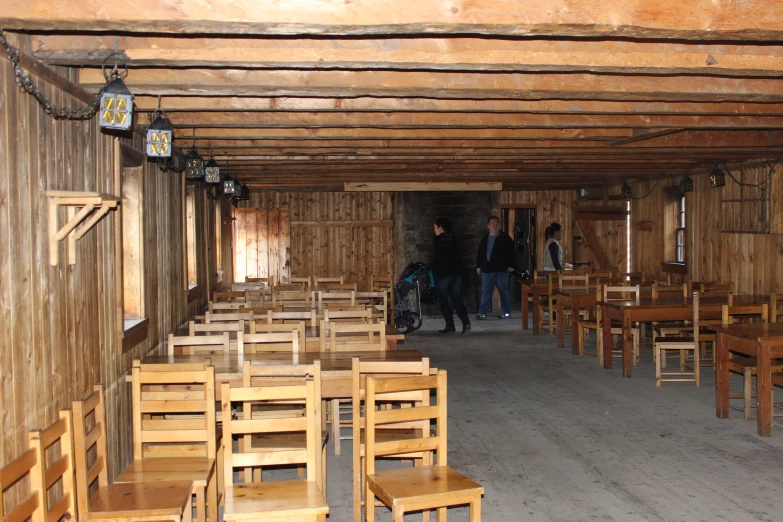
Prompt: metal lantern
<box><xmin>621</xmin><ymin>181</ymin><xmax>632</xmax><ymax>200</ymax></box>
<box><xmin>223</xmin><ymin>175</ymin><xmax>237</xmax><ymax>196</ymax></box>
<box><xmin>204</xmin><ymin>156</ymin><xmax>221</xmax><ymax>183</ymax></box>
<box><xmin>237</xmin><ymin>184</ymin><xmax>251</xmax><ymax>201</ymax></box>
<box><xmin>680</xmin><ymin>175</ymin><xmax>694</xmax><ymax>192</ymax></box>
<box><xmin>184</xmin><ymin>147</ymin><xmax>205</xmax><ymax>179</ymax></box>
<box><xmin>99</xmin><ymin>76</ymin><xmax>134</xmax><ymax>130</ymax></box>
<box><xmin>146</xmin><ymin>110</ymin><xmax>172</xmax><ymax>157</ymax></box>
<box><xmin>709</xmin><ymin>166</ymin><xmax>726</xmax><ymax>188</ymax></box>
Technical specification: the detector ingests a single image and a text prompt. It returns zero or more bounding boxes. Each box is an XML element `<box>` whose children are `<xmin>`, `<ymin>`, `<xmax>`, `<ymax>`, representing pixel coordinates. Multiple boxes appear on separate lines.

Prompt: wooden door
<box><xmin>573</xmin><ymin>205</ymin><xmax>628</xmax><ymax>272</ymax></box>
<box><xmin>233</xmin><ymin>208</ymin><xmax>291</xmax><ymax>283</ymax></box>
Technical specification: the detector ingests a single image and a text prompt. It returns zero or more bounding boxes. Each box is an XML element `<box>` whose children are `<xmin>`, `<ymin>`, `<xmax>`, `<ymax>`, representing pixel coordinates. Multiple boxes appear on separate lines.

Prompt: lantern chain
<box><xmin>0</xmin><ymin>28</ymin><xmax>106</xmax><ymax>120</ymax></box>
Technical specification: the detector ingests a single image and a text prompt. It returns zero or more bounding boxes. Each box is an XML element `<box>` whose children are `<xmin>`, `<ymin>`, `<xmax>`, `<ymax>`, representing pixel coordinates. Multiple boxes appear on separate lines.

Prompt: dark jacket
<box><xmin>430</xmin><ymin>233</ymin><xmax>463</xmax><ymax>277</ymax></box>
<box><xmin>476</xmin><ymin>230</ymin><xmax>515</xmax><ymax>273</ymax></box>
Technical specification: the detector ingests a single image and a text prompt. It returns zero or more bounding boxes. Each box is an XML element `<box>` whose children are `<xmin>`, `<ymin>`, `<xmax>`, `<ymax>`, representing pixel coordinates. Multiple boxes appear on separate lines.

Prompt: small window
<box><xmin>676</xmin><ymin>196</ymin><xmax>685</xmax><ymax>263</ymax></box>
<box><xmin>186</xmin><ymin>183</ymin><xmax>197</xmax><ymax>289</ymax></box>
<box><xmin>121</xmin><ymin>165</ymin><xmax>145</xmax><ymax>323</ymax></box>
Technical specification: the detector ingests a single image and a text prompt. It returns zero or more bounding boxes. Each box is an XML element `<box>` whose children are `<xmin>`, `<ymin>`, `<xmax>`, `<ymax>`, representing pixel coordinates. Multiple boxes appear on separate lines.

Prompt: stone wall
<box><xmin>398</xmin><ymin>191</ymin><xmax>493</xmax><ymax>314</ymax></box>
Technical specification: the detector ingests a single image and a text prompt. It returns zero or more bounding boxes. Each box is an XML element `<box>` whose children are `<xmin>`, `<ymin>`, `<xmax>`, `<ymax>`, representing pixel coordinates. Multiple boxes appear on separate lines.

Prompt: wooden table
<box><xmin>713</xmin><ymin>323</ymin><xmax>783</xmax><ymax>436</ymax></box>
<box><xmin>135</xmin><ymin>350</ymin><xmax>426</xmax><ymax>399</ymax></box>
<box><xmin>520</xmin><ymin>280</ymin><xmax>557</xmax><ymax>334</ymax></box>
<box><xmin>601</xmin><ymin>295</ymin><xmax>766</xmax><ymax>378</ymax></box>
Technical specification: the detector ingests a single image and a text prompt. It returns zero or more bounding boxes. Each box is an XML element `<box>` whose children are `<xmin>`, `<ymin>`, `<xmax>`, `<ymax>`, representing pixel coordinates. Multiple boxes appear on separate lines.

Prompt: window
<box><xmin>185</xmin><ymin>183</ymin><xmax>197</xmax><ymax>289</ymax></box>
<box><xmin>720</xmin><ymin>163</ymin><xmax>773</xmax><ymax>234</ymax></box>
<box><xmin>215</xmin><ymin>201</ymin><xmax>223</xmax><ymax>281</ymax></box>
<box><xmin>121</xmin><ymin>165</ymin><xmax>145</xmax><ymax>324</ymax></box>
<box><xmin>676</xmin><ymin>196</ymin><xmax>685</xmax><ymax>263</ymax></box>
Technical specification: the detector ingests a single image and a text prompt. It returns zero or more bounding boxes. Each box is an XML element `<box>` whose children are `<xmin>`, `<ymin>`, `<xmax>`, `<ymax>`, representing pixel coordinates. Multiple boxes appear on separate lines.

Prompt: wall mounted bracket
<box><xmin>47</xmin><ymin>190</ymin><xmax>121</xmax><ymax>266</ymax></box>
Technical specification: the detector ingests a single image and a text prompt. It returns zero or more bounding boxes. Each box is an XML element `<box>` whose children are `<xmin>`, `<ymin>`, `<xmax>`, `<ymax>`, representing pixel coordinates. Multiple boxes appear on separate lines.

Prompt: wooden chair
<box><xmin>318</xmin><ymin>290</ymin><xmax>356</xmax><ymax>308</ymax></box>
<box><xmin>253</xmin><ymin>321</ymin><xmax>307</xmax><ymax>347</ymax></box>
<box><xmin>274</xmin><ymin>283</ymin><xmax>307</xmax><ymax>293</ymax></box>
<box><xmin>651</xmin><ymin>283</ymin><xmax>691</xmax><ymax>341</ymax></box>
<box><xmin>240</xmin><ymin>330</ymin><xmax>300</xmax><ymax>353</ymax></box>
<box><xmin>220</xmin><ymin>380</ymin><xmax>329</xmax><ymax>522</ymax></box>
<box><xmin>722</xmin><ymin>303</ymin><xmax>777</xmax><ymax>420</ymax></box>
<box><xmin>357</xmin><ymin>291</ymin><xmax>389</xmax><ymax>324</ymax></box>
<box><xmin>72</xmin><ymin>386</ymin><xmax>194</xmax><ymax>522</ymax></box>
<box><xmin>273</xmin><ymin>291</ymin><xmax>313</xmax><ymax>308</ymax></box>
<box><xmin>268</xmin><ymin>309</ymin><xmax>318</xmax><ymax>327</ymax></box>
<box><xmin>315</xmin><ymin>276</ymin><xmax>344</xmax><ymax>288</ymax></box>
<box><xmin>246</xmin><ymin>276</ymin><xmax>274</xmax><ymax>287</ymax></box>
<box><xmin>771</xmin><ymin>293</ymin><xmax>781</xmax><ymax>323</ymax></box>
<box><xmin>321</xmin><ymin>322</ymin><xmax>387</xmax><ymax>456</ymax></box>
<box><xmin>604</xmin><ymin>285</ymin><xmax>641</xmax><ymax>366</ymax></box>
<box><xmin>654</xmin><ymin>293</ymin><xmax>700</xmax><ymax>386</ymax></box>
<box><xmin>189</xmin><ymin>319</ymin><xmax>244</xmax><ymax>337</ymax></box>
<box><xmin>319</xmin><ymin>282</ymin><xmax>358</xmax><ymax>292</ymax></box>
<box><xmin>239</xmin><ymin>305</ymin><xmax>281</xmax><ymax>319</ymax></box>
<box><xmin>577</xmin><ymin>284</ymin><xmax>603</xmax><ymax>361</ymax></box>
<box><xmin>557</xmin><ymin>273</ymin><xmax>590</xmax><ymax>328</ymax></box>
<box><xmin>1</xmin><ymin>436</ymin><xmax>45</xmax><ymax>522</ymax></box>
<box><xmin>365</xmin><ymin>370</ymin><xmax>483</xmax><ymax>522</ymax></box>
<box><xmin>114</xmin><ymin>361</ymin><xmax>218</xmax><ymax>522</ymax></box>
<box><xmin>241</xmin><ymin>361</ymin><xmax>327</xmax><ymax>491</ymax></box>
<box><xmin>168</xmin><ymin>333</ymin><xmax>231</xmax><ymax>355</ymax></box>
<box><xmin>351</xmin><ymin>357</ymin><xmax>431</xmax><ymax>522</ymax></box>
<box><xmin>208</xmin><ymin>301</ymin><xmax>244</xmax><ymax>312</ymax></box>
<box><xmin>204</xmin><ymin>311</ymin><xmax>254</xmax><ymax>324</ymax></box>
<box><xmin>324</xmin><ymin>307</ymin><xmax>375</xmax><ymax>324</ymax></box>
<box><xmin>213</xmin><ymin>290</ymin><xmax>249</xmax><ymax>303</ymax></box>
<box><xmin>286</xmin><ymin>276</ymin><xmax>312</xmax><ymax>289</ymax></box>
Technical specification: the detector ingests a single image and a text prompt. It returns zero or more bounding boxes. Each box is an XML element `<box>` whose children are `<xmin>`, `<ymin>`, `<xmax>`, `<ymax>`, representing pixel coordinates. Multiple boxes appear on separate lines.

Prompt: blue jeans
<box><xmin>479</xmin><ymin>271</ymin><xmax>511</xmax><ymax>315</ymax></box>
<box><xmin>434</xmin><ymin>275</ymin><xmax>469</xmax><ymax>328</ymax></box>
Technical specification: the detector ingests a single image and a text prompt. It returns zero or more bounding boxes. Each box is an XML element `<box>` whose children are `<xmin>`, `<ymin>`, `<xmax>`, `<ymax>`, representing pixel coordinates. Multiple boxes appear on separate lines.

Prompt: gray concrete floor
<box><xmin>322</xmin><ymin>312</ymin><xmax>783</xmax><ymax>522</ymax></box>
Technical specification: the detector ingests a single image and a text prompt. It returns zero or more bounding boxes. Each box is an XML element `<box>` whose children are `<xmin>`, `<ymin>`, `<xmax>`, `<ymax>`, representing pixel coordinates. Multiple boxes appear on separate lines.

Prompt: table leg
<box><xmin>522</xmin><ymin>286</ymin><xmax>530</xmax><ymax>330</ymax></box>
<box><xmin>622</xmin><ymin>313</ymin><xmax>633</xmax><ymax>378</ymax></box>
<box><xmin>571</xmin><ymin>299</ymin><xmax>580</xmax><ymax>355</ymax></box>
<box><xmin>602</xmin><ymin>305</ymin><xmax>613</xmax><ymax>369</ymax></box>
<box><xmin>556</xmin><ymin>299</ymin><xmax>565</xmax><ymax>348</ymax></box>
<box><xmin>757</xmin><ymin>342</ymin><xmax>773</xmax><ymax>437</ymax></box>
<box><xmin>532</xmin><ymin>288</ymin><xmax>541</xmax><ymax>335</ymax></box>
<box><xmin>716</xmin><ymin>332</ymin><xmax>730</xmax><ymax>419</ymax></box>
<box><xmin>386</xmin><ymin>339</ymin><xmax>398</xmax><ymax>351</ymax></box>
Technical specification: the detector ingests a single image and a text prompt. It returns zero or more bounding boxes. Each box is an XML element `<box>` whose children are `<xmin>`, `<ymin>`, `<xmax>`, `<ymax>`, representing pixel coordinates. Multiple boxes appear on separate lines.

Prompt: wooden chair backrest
<box><xmin>272</xmin><ymin>291</ymin><xmax>312</xmax><ymax>308</ymax></box>
<box><xmin>239</xmin><ymin>331</ymin><xmax>299</xmax><ymax>353</ymax></box>
<box><xmin>286</xmin><ymin>276</ymin><xmax>312</xmax><ymax>288</ymax></box>
<box><xmin>268</xmin><ymin>309</ymin><xmax>317</xmax><ymax>328</ymax></box>
<box><xmin>221</xmin><ymin>380</ymin><xmax>318</xmax><ymax>487</ymax></box>
<box><xmin>700</xmin><ymin>282</ymin><xmax>733</xmax><ymax>293</ymax></box>
<box><xmin>252</xmin><ymin>321</ymin><xmax>307</xmax><ymax>347</ymax></box>
<box><xmin>370</xmin><ymin>275</ymin><xmax>393</xmax><ymax>289</ymax></box>
<box><xmin>209</xmin><ymin>300</ymin><xmax>244</xmax><ymax>312</ymax></box>
<box><xmin>0</xmin><ymin>444</ymin><xmax>44</xmax><ymax>522</ymax></box>
<box><xmin>72</xmin><ymin>386</ymin><xmax>110</xmax><ymax>519</ymax></box>
<box><xmin>213</xmin><ymin>290</ymin><xmax>249</xmax><ymax>303</ymax></box>
<box><xmin>325</xmin><ymin>322</ymin><xmax>386</xmax><ymax>352</ymax></box>
<box><xmin>315</xmin><ymin>276</ymin><xmax>344</xmax><ymax>287</ymax></box>
<box><xmin>651</xmin><ymin>283</ymin><xmax>688</xmax><ymax>299</ymax></box>
<box><xmin>246</xmin><ymin>276</ymin><xmax>274</xmax><ymax>287</ymax></box>
<box><xmin>590</xmin><ymin>270</ymin><xmax>615</xmax><ymax>280</ymax></box>
<box><xmin>239</xmin><ymin>306</ymin><xmax>281</xmax><ymax>319</ymax></box>
<box><xmin>558</xmin><ymin>273</ymin><xmax>589</xmax><ymax>289</ymax></box>
<box><xmin>772</xmin><ymin>293</ymin><xmax>781</xmax><ymax>323</ymax></box>
<box><xmin>319</xmin><ymin>282</ymin><xmax>358</xmax><ymax>292</ymax></box>
<box><xmin>167</xmin><ymin>332</ymin><xmax>231</xmax><ymax>355</ymax></box>
<box><xmin>28</xmin><ymin>410</ymin><xmax>76</xmax><ymax>522</ymax></box>
<box><xmin>721</xmin><ymin>303</ymin><xmax>769</xmax><ymax>325</ymax></box>
<box><xmin>324</xmin><ymin>307</ymin><xmax>375</xmax><ymax>323</ymax></box>
<box><xmin>364</xmin><ymin>370</ymin><xmax>447</xmax><ymax>476</ymax></box>
<box><xmin>355</xmin><ymin>292</ymin><xmax>388</xmax><ymax>322</ymax></box>
<box><xmin>318</xmin><ymin>291</ymin><xmax>356</xmax><ymax>307</ymax></box>
<box><xmin>603</xmin><ymin>285</ymin><xmax>640</xmax><ymax>302</ymax></box>
<box><xmin>204</xmin><ymin>311</ymin><xmax>254</xmax><ymax>324</ymax></box>
<box><xmin>273</xmin><ymin>283</ymin><xmax>306</xmax><ymax>293</ymax></box>
<box><xmin>189</xmin><ymin>319</ymin><xmax>244</xmax><ymax>336</ymax></box>
<box><xmin>131</xmin><ymin>360</ymin><xmax>216</xmax><ymax>460</ymax></box>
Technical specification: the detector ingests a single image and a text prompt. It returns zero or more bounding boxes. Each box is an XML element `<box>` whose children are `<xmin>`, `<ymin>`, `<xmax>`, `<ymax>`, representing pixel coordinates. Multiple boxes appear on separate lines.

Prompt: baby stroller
<box><xmin>394</xmin><ymin>262</ymin><xmax>437</xmax><ymax>334</ymax></box>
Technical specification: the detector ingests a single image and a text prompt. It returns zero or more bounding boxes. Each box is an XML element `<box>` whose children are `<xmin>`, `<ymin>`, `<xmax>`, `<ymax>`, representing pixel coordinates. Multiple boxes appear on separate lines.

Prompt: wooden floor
<box><xmin>321</xmin><ymin>313</ymin><xmax>783</xmax><ymax>521</ymax></box>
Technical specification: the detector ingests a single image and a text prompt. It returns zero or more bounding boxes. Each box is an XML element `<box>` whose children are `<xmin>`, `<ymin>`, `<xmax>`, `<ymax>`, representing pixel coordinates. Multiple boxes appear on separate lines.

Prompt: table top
<box><xmin>140</xmin><ymin>349</ymin><xmax>425</xmax><ymax>375</ymax></box>
<box><xmin>709</xmin><ymin>323</ymin><xmax>783</xmax><ymax>343</ymax></box>
<box><xmin>176</xmin><ymin>323</ymin><xmax>403</xmax><ymax>341</ymax></box>
<box><xmin>603</xmin><ymin>295</ymin><xmax>766</xmax><ymax>310</ymax></box>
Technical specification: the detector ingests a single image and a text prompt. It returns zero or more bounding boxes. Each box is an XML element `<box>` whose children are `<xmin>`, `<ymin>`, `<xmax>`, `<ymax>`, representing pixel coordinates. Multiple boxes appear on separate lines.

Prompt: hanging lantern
<box><xmin>680</xmin><ymin>175</ymin><xmax>694</xmax><ymax>193</ymax></box>
<box><xmin>709</xmin><ymin>166</ymin><xmax>726</xmax><ymax>188</ymax></box>
<box><xmin>621</xmin><ymin>181</ymin><xmax>632</xmax><ymax>200</ymax></box>
<box><xmin>99</xmin><ymin>76</ymin><xmax>134</xmax><ymax>130</ymax></box>
<box><xmin>223</xmin><ymin>175</ymin><xmax>237</xmax><ymax>196</ymax></box>
<box><xmin>184</xmin><ymin>147</ymin><xmax>204</xmax><ymax>179</ymax></box>
<box><xmin>146</xmin><ymin>110</ymin><xmax>172</xmax><ymax>157</ymax></box>
<box><xmin>237</xmin><ymin>184</ymin><xmax>250</xmax><ymax>201</ymax></box>
<box><xmin>204</xmin><ymin>156</ymin><xmax>221</xmax><ymax>183</ymax></box>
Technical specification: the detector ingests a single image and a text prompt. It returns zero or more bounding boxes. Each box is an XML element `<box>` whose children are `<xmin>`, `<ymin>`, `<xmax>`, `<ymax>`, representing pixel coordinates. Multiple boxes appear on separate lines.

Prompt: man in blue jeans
<box><xmin>476</xmin><ymin>216</ymin><xmax>516</xmax><ymax>319</ymax></box>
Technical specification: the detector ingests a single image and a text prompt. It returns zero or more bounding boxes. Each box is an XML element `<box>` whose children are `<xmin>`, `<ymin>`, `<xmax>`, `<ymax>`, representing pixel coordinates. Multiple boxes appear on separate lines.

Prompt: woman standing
<box><xmin>430</xmin><ymin>217</ymin><xmax>471</xmax><ymax>334</ymax></box>
<box><xmin>543</xmin><ymin>222</ymin><xmax>564</xmax><ymax>272</ymax></box>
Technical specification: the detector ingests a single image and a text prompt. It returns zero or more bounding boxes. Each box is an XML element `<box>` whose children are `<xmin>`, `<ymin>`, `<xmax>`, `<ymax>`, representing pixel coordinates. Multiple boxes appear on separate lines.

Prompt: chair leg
<box><xmin>437</xmin><ymin>507</ymin><xmax>448</xmax><ymax>522</ymax></box>
<box><xmin>207</xmin><ymin>475</ymin><xmax>218</xmax><ymax>522</ymax></box>
<box><xmin>393</xmin><ymin>506</ymin><xmax>405</xmax><ymax>522</ymax></box>
<box><xmin>353</xmin><ymin>451</ymin><xmax>362</xmax><ymax>522</ymax></box>
<box><xmin>655</xmin><ymin>345</ymin><xmax>662</xmax><ymax>387</ymax></box>
<box><xmin>632</xmin><ymin>330</ymin><xmax>639</xmax><ymax>367</ymax></box>
<box><xmin>470</xmin><ymin>497</ymin><xmax>482</xmax><ymax>522</ymax></box>
<box><xmin>596</xmin><ymin>328</ymin><xmax>603</xmax><ymax>363</ymax></box>
<box><xmin>694</xmin><ymin>348</ymin><xmax>700</xmax><ymax>387</ymax></box>
<box><xmin>744</xmin><ymin>368</ymin><xmax>752</xmax><ymax>420</ymax></box>
<box><xmin>548</xmin><ymin>298</ymin><xmax>554</xmax><ymax>336</ymax></box>
<box><xmin>366</xmin><ymin>484</ymin><xmax>376</xmax><ymax>522</ymax></box>
<box><xmin>216</xmin><ymin>442</ymin><xmax>224</xmax><ymax>506</ymax></box>
<box><xmin>578</xmin><ymin>325</ymin><xmax>585</xmax><ymax>357</ymax></box>
<box><xmin>331</xmin><ymin>399</ymin><xmax>341</xmax><ymax>455</ymax></box>
<box><xmin>195</xmin><ymin>485</ymin><xmax>205</xmax><ymax>522</ymax></box>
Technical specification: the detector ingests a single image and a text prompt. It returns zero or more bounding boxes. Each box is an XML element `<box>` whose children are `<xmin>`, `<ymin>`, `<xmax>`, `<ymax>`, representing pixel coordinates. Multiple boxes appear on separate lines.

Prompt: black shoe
<box><xmin>461</xmin><ymin>323</ymin><xmax>471</xmax><ymax>335</ymax></box>
<box><xmin>439</xmin><ymin>326</ymin><xmax>456</xmax><ymax>333</ymax></box>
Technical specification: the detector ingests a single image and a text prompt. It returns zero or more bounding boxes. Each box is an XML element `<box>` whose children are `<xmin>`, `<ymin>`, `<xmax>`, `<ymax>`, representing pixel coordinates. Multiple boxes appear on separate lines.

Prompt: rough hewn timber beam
<box><xmin>174</xmin><ymin>128</ymin><xmax>633</xmax><ymax>140</ymax></box>
<box><xmin>5</xmin><ymin>1</ymin><xmax>783</xmax><ymax>40</ymax></box>
<box><xmin>346</xmin><ymin>182</ymin><xmax>502</xmax><ymax>191</ymax></box>
<box><xmin>78</xmin><ymin>69</ymin><xmax>783</xmax><ymax>102</ymax></box>
<box><xmin>31</xmin><ymin>35</ymin><xmax>783</xmax><ymax>77</ymax></box>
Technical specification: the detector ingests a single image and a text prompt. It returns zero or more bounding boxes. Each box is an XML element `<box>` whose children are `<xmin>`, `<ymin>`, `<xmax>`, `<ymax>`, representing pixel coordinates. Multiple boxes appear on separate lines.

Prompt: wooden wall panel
<box><xmin>0</xmin><ymin>37</ymin><xmax>217</xmax><ymax>498</ymax></box>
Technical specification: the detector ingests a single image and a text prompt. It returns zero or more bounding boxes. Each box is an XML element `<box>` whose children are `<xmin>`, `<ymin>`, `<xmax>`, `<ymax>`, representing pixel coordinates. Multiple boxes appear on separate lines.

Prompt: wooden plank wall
<box><xmin>0</xmin><ymin>34</ymin><xmax>216</xmax><ymax>491</ymax></box>
<box><xmin>630</xmin><ymin>166</ymin><xmax>783</xmax><ymax>296</ymax></box>
<box><xmin>239</xmin><ymin>192</ymin><xmax>393</xmax><ymax>286</ymax></box>
<box><xmin>232</xmin><ymin>207</ymin><xmax>291</xmax><ymax>283</ymax></box>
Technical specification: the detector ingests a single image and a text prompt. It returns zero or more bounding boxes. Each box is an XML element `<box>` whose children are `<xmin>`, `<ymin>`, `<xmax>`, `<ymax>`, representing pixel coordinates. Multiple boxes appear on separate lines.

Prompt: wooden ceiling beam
<box><xmin>31</xmin><ymin>35</ymin><xmax>783</xmax><ymax>77</ymax></box>
<box><xmin>78</xmin><ymin>69</ymin><xmax>783</xmax><ymax>102</ymax></box>
<box><xmin>5</xmin><ymin>1</ymin><xmax>783</xmax><ymax>40</ymax></box>
<box><xmin>176</xmin><ymin>128</ymin><xmax>632</xmax><ymax>140</ymax></box>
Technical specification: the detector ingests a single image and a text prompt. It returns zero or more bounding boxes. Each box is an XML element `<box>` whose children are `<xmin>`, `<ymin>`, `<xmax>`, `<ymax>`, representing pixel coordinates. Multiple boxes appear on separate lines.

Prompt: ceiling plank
<box><xmin>176</xmin><ymin>128</ymin><xmax>633</xmax><ymax>140</ymax></box>
<box><xmin>345</xmin><ymin>182</ymin><xmax>502</xmax><ymax>191</ymax></box>
<box><xmin>5</xmin><ymin>1</ymin><xmax>783</xmax><ymax>40</ymax></box>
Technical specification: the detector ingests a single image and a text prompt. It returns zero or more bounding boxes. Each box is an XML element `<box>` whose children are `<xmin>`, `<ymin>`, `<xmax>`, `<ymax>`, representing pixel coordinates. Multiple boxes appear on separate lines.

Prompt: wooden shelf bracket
<box><xmin>47</xmin><ymin>190</ymin><xmax>121</xmax><ymax>266</ymax></box>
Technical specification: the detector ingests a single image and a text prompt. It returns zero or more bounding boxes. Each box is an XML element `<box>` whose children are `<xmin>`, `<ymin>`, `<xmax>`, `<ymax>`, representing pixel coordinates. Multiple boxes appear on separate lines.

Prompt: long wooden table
<box><xmin>602</xmin><ymin>295</ymin><xmax>766</xmax><ymax>378</ymax></box>
<box><xmin>520</xmin><ymin>280</ymin><xmax>557</xmax><ymax>334</ymax></box>
<box><xmin>713</xmin><ymin>323</ymin><xmax>783</xmax><ymax>436</ymax></box>
<box><xmin>135</xmin><ymin>350</ymin><xmax>426</xmax><ymax>399</ymax></box>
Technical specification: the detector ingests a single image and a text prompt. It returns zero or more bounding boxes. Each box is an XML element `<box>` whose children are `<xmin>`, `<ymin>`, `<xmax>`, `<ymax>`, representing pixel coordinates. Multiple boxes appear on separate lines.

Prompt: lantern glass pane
<box><xmin>99</xmin><ymin>93</ymin><xmax>133</xmax><ymax>130</ymax></box>
<box><xmin>223</xmin><ymin>179</ymin><xmax>236</xmax><ymax>194</ymax></box>
<box><xmin>205</xmin><ymin>167</ymin><xmax>220</xmax><ymax>183</ymax></box>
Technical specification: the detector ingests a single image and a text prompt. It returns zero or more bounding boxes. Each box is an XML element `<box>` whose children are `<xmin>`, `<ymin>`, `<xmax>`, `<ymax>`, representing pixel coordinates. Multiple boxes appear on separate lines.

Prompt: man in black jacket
<box><xmin>431</xmin><ymin>217</ymin><xmax>470</xmax><ymax>334</ymax></box>
<box><xmin>475</xmin><ymin>216</ymin><xmax>516</xmax><ymax>319</ymax></box>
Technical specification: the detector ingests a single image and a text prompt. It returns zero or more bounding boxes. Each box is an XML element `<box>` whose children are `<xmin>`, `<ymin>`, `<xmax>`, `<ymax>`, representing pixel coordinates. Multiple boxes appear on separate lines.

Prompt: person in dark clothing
<box><xmin>430</xmin><ymin>217</ymin><xmax>470</xmax><ymax>334</ymax></box>
<box><xmin>475</xmin><ymin>216</ymin><xmax>516</xmax><ymax>319</ymax></box>
<box><xmin>543</xmin><ymin>222</ymin><xmax>564</xmax><ymax>272</ymax></box>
